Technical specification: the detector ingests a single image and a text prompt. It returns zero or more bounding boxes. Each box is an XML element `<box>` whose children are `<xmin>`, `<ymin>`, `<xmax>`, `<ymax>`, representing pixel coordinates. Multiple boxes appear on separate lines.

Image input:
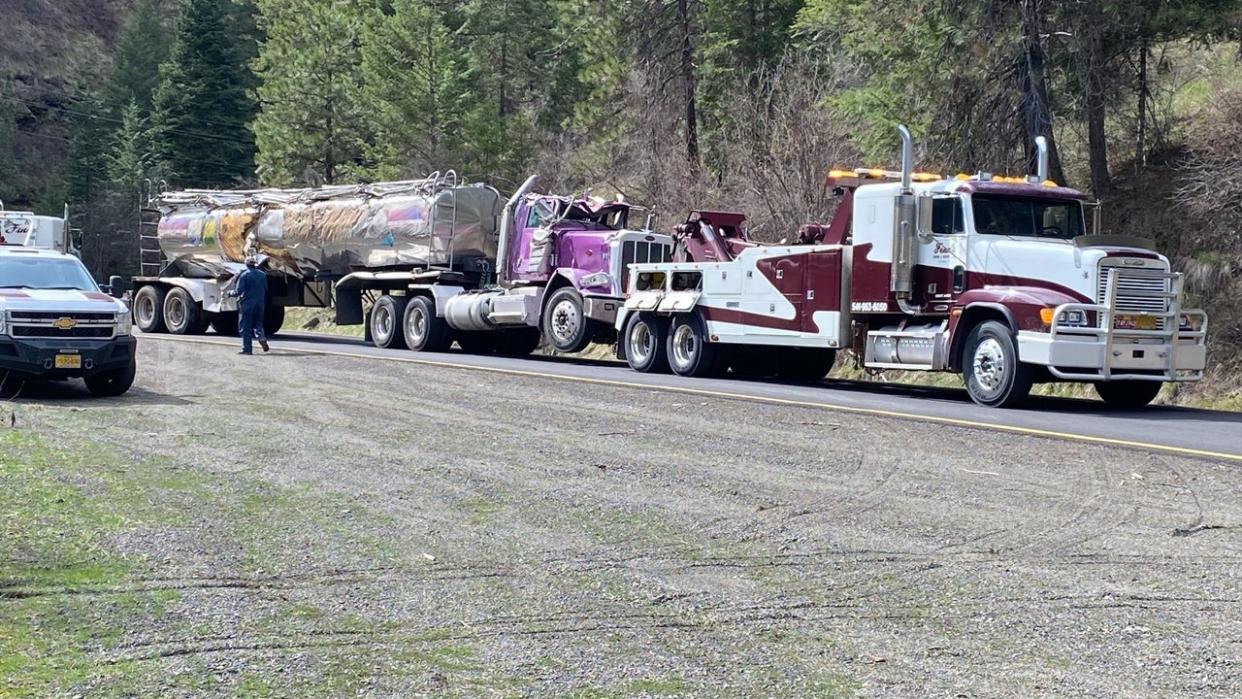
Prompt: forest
<box><xmin>2</xmin><ymin>0</ymin><xmax>1241</xmax><ymax>391</ymax></box>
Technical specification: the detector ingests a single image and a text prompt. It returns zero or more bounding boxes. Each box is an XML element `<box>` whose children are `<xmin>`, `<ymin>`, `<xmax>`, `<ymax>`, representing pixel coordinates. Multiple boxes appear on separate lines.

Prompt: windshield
<box><xmin>972</xmin><ymin>196</ymin><xmax>1085</xmax><ymax>240</ymax></box>
<box><xmin>0</xmin><ymin>257</ymin><xmax>98</xmax><ymax>291</ymax></box>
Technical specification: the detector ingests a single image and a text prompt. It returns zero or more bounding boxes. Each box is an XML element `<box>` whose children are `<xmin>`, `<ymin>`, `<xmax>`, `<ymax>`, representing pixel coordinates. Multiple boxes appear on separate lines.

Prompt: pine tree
<box><xmin>152</xmin><ymin>0</ymin><xmax>258</xmax><ymax>187</ymax></box>
<box><xmin>0</xmin><ymin>78</ymin><xmax>19</xmax><ymax>205</ymax></box>
<box><xmin>359</xmin><ymin>0</ymin><xmax>465</xmax><ymax>179</ymax></box>
<box><xmin>107</xmin><ymin>100</ymin><xmax>164</xmax><ymax>193</ymax></box>
<box><xmin>65</xmin><ymin>89</ymin><xmax>114</xmax><ymax>202</ymax></box>
<box><xmin>104</xmin><ymin>0</ymin><xmax>171</xmax><ymax>119</ymax></box>
<box><xmin>252</xmin><ymin>0</ymin><xmax>370</xmax><ymax>185</ymax></box>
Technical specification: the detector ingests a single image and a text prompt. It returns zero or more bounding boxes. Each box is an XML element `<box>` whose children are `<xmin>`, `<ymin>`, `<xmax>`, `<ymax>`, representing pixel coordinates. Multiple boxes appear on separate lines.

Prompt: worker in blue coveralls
<box><xmin>229</xmin><ymin>256</ymin><xmax>270</xmax><ymax>355</ymax></box>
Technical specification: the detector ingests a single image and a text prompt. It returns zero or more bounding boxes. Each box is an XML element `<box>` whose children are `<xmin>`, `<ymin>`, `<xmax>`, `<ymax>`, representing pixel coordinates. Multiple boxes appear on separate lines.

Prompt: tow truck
<box><xmin>616</xmin><ymin>126</ymin><xmax>1208</xmax><ymax>408</ymax></box>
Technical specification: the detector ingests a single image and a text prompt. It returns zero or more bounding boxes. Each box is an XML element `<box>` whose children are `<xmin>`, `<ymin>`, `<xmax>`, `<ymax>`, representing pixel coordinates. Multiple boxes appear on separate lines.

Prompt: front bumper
<box><xmin>1017</xmin><ymin>303</ymin><xmax>1207</xmax><ymax>382</ymax></box>
<box><xmin>0</xmin><ymin>335</ymin><xmax>137</xmax><ymax>377</ymax></box>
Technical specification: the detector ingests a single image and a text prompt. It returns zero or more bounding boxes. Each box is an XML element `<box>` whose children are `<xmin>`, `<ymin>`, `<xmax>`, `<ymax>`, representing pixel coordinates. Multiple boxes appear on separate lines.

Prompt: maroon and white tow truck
<box><xmin>616</xmin><ymin>126</ymin><xmax>1208</xmax><ymax>408</ymax></box>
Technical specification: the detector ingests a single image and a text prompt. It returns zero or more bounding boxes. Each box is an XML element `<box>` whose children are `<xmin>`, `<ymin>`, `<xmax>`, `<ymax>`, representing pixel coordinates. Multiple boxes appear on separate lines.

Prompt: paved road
<box><xmin>139</xmin><ymin>330</ymin><xmax>1242</xmax><ymax>461</ymax></box>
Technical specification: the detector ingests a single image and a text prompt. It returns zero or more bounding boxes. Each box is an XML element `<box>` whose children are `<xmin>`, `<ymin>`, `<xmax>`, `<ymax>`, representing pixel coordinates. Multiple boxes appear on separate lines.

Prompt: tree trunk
<box><xmin>1083</xmin><ymin>20</ymin><xmax>1112</xmax><ymax>196</ymax></box>
<box><xmin>1018</xmin><ymin>0</ymin><xmax>1066</xmax><ymax>185</ymax></box>
<box><xmin>676</xmin><ymin>0</ymin><xmax>701</xmax><ymax>171</ymax></box>
<box><xmin>1136</xmin><ymin>39</ymin><xmax>1147</xmax><ymax>172</ymax></box>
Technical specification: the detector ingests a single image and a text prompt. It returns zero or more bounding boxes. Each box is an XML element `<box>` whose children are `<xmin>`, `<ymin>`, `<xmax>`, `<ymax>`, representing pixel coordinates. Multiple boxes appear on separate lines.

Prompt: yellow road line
<box><xmin>143</xmin><ymin>334</ymin><xmax>1242</xmax><ymax>463</ymax></box>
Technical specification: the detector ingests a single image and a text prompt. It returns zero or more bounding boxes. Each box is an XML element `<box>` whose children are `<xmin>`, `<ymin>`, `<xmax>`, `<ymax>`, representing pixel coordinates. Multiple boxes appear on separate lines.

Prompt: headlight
<box><xmin>1057</xmin><ymin>309</ymin><xmax>1088</xmax><ymax>327</ymax></box>
<box><xmin>0</xmin><ymin>312</ymin><xmax>6</xmax><ymax>335</ymax></box>
<box><xmin>1179</xmin><ymin>313</ymin><xmax>1201</xmax><ymax>332</ymax></box>
<box><xmin>579</xmin><ymin>272</ymin><xmax>611</xmax><ymax>289</ymax></box>
<box><xmin>115</xmin><ymin>310</ymin><xmax>132</xmax><ymax>336</ymax></box>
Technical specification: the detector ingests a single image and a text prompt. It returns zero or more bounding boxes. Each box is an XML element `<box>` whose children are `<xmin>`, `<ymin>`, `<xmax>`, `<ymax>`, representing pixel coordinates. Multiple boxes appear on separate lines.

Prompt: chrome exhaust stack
<box><xmin>1030</xmin><ymin>136</ymin><xmax>1049</xmax><ymax>183</ymax></box>
<box><xmin>891</xmin><ymin>125</ymin><xmax>917</xmax><ymax>301</ymax></box>
<box><xmin>496</xmin><ymin>174</ymin><xmax>539</xmax><ymax>288</ymax></box>
<box><xmin>898</xmin><ymin>125</ymin><xmax>914</xmax><ymax>194</ymax></box>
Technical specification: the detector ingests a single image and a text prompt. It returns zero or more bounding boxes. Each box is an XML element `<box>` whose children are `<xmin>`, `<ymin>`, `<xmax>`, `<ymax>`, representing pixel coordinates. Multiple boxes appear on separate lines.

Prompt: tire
<box><xmin>667</xmin><ymin>312</ymin><xmax>721</xmax><ymax>378</ymax></box>
<box><xmin>162</xmin><ymin>287</ymin><xmax>201</xmax><ymax>335</ymax></box>
<box><xmin>403</xmin><ymin>296</ymin><xmax>451</xmax><ymax>352</ymax></box>
<box><xmin>456</xmin><ymin>332</ymin><xmax>499</xmax><ymax>354</ymax></box>
<box><xmin>495</xmin><ymin>329</ymin><xmax>542</xmax><ymax>357</ymax></box>
<box><xmin>776</xmin><ymin>348</ymin><xmax>837</xmax><ymax>382</ymax></box>
<box><xmin>1094</xmin><ymin>380</ymin><xmax>1162</xmax><ymax>409</ymax></box>
<box><xmin>623</xmin><ymin>313</ymin><xmax>670</xmax><ymax>374</ymax></box>
<box><xmin>264</xmin><ymin>306</ymin><xmax>285</xmax><ymax>337</ymax></box>
<box><xmin>370</xmin><ymin>295</ymin><xmax>408</xmax><ymax>349</ymax></box>
<box><xmin>133</xmin><ymin>285</ymin><xmax>166</xmax><ymax>333</ymax></box>
<box><xmin>0</xmin><ymin>371</ymin><xmax>29</xmax><ymax>396</ymax></box>
<box><xmin>962</xmin><ymin>320</ymin><xmax>1032</xmax><ymax>408</ymax></box>
<box><xmin>211</xmin><ymin>311</ymin><xmax>240</xmax><ymax>336</ymax></box>
<box><xmin>542</xmin><ymin>286</ymin><xmax>594</xmax><ymax>353</ymax></box>
<box><xmin>84</xmin><ymin>359</ymin><xmax>136</xmax><ymax>397</ymax></box>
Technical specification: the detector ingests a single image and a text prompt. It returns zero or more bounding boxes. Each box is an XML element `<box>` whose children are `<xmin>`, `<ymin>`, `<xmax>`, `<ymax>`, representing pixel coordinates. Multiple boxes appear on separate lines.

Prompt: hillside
<box><xmin>0</xmin><ymin>0</ymin><xmax>134</xmax><ymax>209</ymax></box>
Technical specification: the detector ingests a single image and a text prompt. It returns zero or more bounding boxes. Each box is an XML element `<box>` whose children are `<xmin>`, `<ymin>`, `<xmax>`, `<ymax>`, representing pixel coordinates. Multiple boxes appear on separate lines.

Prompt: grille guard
<box><xmin>1046</xmin><ymin>269</ymin><xmax>1207</xmax><ymax>382</ymax></box>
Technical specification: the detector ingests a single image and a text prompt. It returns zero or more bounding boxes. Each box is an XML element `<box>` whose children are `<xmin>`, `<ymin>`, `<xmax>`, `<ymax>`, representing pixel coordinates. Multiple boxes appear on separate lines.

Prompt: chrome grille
<box><xmin>5</xmin><ymin>311</ymin><xmax>118</xmax><ymax>339</ymax></box>
<box><xmin>619</xmin><ymin>238</ymin><xmax>670</xmax><ymax>292</ymax></box>
<box><xmin>1097</xmin><ymin>261</ymin><xmax>1171</xmax><ymax>330</ymax></box>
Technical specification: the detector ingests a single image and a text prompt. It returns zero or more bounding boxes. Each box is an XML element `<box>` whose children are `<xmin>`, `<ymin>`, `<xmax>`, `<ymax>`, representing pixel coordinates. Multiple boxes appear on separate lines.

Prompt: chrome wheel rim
<box><xmin>166</xmin><ymin>296</ymin><xmax>185</xmax><ymax>328</ymax></box>
<box><xmin>972</xmin><ymin>338</ymin><xmax>1007</xmax><ymax>393</ymax></box>
<box><xmin>629</xmin><ymin>320</ymin><xmax>654</xmax><ymax>365</ymax></box>
<box><xmin>406</xmin><ymin>305</ymin><xmax>426</xmax><ymax>346</ymax></box>
<box><xmin>550</xmin><ymin>299</ymin><xmax>581</xmax><ymax>344</ymax></box>
<box><xmin>671</xmin><ymin>323</ymin><xmax>697</xmax><ymax>368</ymax></box>
<box><xmin>136</xmin><ymin>294</ymin><xmax>155</xmax><ymax>327</ymax></box>
<box><xmin>374</xmin><ymin>303</ymin><xmax>393</xmax><ymax>341</ymax></box>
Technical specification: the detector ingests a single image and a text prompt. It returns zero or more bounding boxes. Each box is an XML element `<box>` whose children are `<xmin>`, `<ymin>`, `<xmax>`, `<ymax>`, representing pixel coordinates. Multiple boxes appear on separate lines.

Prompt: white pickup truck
<box><xmin>0</xmin><ymin>246</ymin><xmax>136</xmax><ymax>396</ymax></box>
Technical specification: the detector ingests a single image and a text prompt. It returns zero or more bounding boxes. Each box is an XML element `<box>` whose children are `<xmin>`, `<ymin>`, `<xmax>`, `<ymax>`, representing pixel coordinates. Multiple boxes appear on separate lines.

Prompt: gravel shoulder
<box><xmin>3</xmin><ymin>339</ymin><xmax>1241</xmax><ymax>697</ymax></box>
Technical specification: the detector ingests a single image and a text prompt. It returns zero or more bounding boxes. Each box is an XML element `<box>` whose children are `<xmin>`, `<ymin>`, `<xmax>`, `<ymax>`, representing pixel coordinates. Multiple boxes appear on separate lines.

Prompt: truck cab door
<box><xmin>914</xmin><ymin>195</ymin><xmax>967</xmax><ymax>312</ymax></box>
<box><xmin>512</xmin><ymin>197</ymin><xmax>560</xmax><ymax>281</ymax></box>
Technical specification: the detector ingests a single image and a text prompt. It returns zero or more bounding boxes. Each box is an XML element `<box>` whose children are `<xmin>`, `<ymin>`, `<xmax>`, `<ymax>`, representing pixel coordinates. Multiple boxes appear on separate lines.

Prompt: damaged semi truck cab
<box><xmin>402</xmin><ymin>175</ymin><xmax>672</xmax><ymax>355</ymax></box>
<box><xmin>617</xmin><ymin>126</ymin><xmax>1207</xmax><ymax>408</ymax></box>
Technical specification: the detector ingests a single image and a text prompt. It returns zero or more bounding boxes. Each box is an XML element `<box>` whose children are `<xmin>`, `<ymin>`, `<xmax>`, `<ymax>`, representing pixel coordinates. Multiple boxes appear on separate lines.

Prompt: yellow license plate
<box><xmin>1114</xmin><ymin>314</ymin><xmax>1158</xmax><ymax>330</ymax></box>
<box><xmin>54</xmin><ymin>354</ymin><xmax>82</xmax><ymax>369</ymax></box>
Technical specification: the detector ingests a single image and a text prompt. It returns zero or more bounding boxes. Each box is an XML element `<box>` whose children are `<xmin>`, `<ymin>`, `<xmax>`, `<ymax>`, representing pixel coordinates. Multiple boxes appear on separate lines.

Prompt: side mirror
<box><xmin>107</xmin><ymin>275</ymin><xmax>124</xmax><ymax>298</ymax></box>
<box><xmin>916</xmin><ymin>194</ymin><xmax>935</xmax><ymax>241</ymax></box>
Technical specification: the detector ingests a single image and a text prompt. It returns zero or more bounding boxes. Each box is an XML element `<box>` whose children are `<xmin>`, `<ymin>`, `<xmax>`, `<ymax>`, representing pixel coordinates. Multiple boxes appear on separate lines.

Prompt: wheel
<box><xmin>264</xmin><ymin>306</ymin><xmax>285</xmax><ymax>337</ymax></box>
<box><xmin>623</xmin><ymin>313</ymin><xmax>670</xmax><ymax>374</ymax></box>
<box><xmin>133</xmin><ymin>286</ymin><xmax>167</xmax><ymax>333</ymax></box>
<box><xmin>211</xmin><ymin>311</ymin><xmax>240</xmax><ymax>336</ymax></box>
<box><xmin>542</xmin><ymin>286</ymin><xmax>594</xmax><ymax>353</ymax></box>
<box><xmin>495</xmin><ymin>329</ymin><xmax>541</xmax><ymax>357</ymax></box>
<box><xmin>403</xmin><ymin>296</ymin><xmax>450</xmax><ymax>352</ymax></box>
<box><xmin>962</xmin><ymin>320</ymin><xmax>1032</xmax><ymax>408</ymax></box>
<box><xmin>370</xmin><ymin>295</ymin><xmax>408</xmax><ymax>349</ymax></box>
<box><xmin>84</xmin><ymin>359</ymin><xmax>136</xmax><ymax>397</ymax></box>
<box><xmin>456</xmin><ymin>332</ymin><xmax>499</xmax><ymax>354</ymax></box>
<box><xmin>776</xmin><ymin>348</ymin><xmax>837</xmax><ymax>382</ymax></box>
<box><xmin>1094</xmin><ymin>380</ymin><xmax>1162</xmax><ymax>409</ymax></box>
<box><xmin>667</xmin><ymin>312</ymin><xmax>721</xmax><ymax>377</ymax></box>
<box><xmin>162</xmin><ymin>287</ymin><xmax>202</xmax><ymax>335</ymax></box>
<box><xmin>0</xmin><ymin>371</ymin><xmax>29</xmax><ymax>396</ymax></box>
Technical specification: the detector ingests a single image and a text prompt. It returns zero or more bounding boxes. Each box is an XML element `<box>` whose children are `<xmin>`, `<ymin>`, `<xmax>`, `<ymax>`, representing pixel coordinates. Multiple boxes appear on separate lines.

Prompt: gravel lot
<box><xmin>4</xmin><ymin>339</ymin><xmax>1241</xmax><ymax>697</ymax></box>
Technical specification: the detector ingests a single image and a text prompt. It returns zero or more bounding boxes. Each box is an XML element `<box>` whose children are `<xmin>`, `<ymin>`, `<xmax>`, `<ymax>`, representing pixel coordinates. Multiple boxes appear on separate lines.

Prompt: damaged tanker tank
<box><xmin>153</xmin><ymin>173</ymin><xmax>501</xmax><ymax>279</ymax></box>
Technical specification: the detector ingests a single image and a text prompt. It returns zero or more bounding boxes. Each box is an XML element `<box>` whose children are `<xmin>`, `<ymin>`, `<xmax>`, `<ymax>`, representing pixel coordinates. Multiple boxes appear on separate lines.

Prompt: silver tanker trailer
<box><xmin>131</xmin><ymin>172</ymin><xmax>502</xmax><ymax>339</ymax></box>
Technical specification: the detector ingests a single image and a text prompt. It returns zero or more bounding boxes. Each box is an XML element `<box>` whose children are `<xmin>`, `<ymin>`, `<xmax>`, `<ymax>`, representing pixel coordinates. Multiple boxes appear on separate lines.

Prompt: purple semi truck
<box><xmin>430</xmin><ymin>176</ymin><xmax>673</xmax><ymax>354</ymax></box>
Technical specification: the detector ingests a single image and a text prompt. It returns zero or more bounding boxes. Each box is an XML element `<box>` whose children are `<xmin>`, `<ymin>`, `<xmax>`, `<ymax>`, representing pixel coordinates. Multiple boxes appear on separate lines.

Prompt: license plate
<box><xmin>1114</xmin><ymin>314</ymin><xmax>1157</xmax><ymax>330</ymax></box>
<box><xmin>54</xmin><ymin>354</ymin><xmax>82</xmax><ymax>369</ymax></box>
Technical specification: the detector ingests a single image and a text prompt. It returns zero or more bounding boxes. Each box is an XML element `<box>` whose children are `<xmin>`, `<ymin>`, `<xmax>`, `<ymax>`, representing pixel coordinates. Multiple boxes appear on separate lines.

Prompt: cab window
<box><xmin>931</xmin><ymin>197</ymin><xmax>965</xmax><ymax>235</ymax></box>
